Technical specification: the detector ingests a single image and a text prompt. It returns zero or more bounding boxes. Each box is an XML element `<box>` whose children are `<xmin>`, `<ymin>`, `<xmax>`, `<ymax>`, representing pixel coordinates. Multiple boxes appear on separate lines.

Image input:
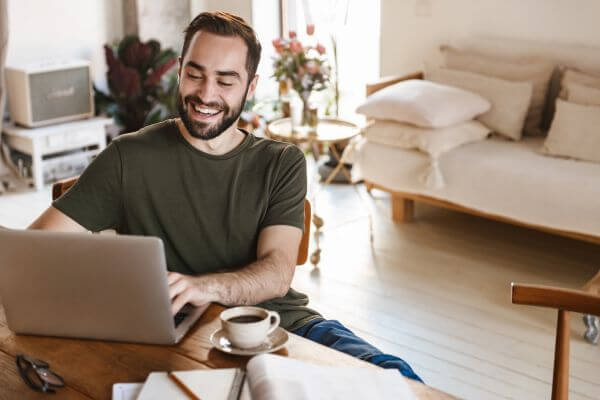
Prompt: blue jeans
<box><xmin>293</xmin><ymin>319</ymin><xmax>423</xmax><ymax>383</ymax></box>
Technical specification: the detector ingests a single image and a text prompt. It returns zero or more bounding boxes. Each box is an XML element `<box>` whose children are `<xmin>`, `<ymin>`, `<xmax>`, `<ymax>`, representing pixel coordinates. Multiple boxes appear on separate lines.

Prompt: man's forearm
<box><xmin>168</xmin><ymin>225</ymin><xmax>302</xmax><ymax>314</ymax></box>
<box><xmin>200</xmin><ymin>249</ymin><xmax>295</xmax><ymax>306</ymax></box>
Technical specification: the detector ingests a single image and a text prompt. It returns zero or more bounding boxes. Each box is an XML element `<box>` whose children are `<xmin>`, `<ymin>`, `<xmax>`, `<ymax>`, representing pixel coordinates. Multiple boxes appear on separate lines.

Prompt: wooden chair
<box><xmin>511</xmin><ymin>283</ymin><xmax>600</xmax><ymax>400</ymax></box>
<box><xmin>52</xmin><ymin>177</ymin><xmax>311</xmax><ymax>265</ymax></box>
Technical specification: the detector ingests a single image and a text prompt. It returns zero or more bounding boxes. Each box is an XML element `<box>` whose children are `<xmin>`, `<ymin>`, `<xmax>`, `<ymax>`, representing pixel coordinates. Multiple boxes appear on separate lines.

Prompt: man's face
<box><xmin>177</xmin><ymin>31</ymin><xmax>257</xmax><ymax>140</ymax></box>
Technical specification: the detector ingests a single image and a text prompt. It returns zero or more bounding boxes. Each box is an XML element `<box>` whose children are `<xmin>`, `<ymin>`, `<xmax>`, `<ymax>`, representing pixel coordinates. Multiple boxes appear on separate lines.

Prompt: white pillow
<box><xmin>543</xmin><ymin>99</ymin><xmax>600</xmax><ymax>163</ymax></box>
<box><xmin>442</xmin><ymin>46</ymin><xmax>553</xmax><ymax>136</ymax></box>
<box><xmin>364</xmin><ymin>119</ymin><xmax>491</xmax><ymax>158</ymax></box>
<box><xmin>425</xmin><ymin>66</ymin><xmax>533</xmax><ymax>140</ymax></box>
<box><xmin>561</xmin><ymin>82</ymin><xmax>600</xmax><ymax>106</ymax></box>
<box><xmin>355</xmin><ymin>79</ymin><xmax>490</xmax><ymax>128</ymax></box>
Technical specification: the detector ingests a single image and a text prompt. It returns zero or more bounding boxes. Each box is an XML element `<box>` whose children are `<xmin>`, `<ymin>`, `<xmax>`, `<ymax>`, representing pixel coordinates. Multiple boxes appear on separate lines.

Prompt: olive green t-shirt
<box><xmin>53</xmin><ymin>119</ymin><xmax>321</xmax><ymax>331</ymax></box>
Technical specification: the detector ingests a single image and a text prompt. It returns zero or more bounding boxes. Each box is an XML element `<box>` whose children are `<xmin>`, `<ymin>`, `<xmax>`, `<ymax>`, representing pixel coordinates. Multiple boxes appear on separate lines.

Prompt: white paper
<box><xmin>111</xmin><ymin>383</ymin><xmax>143</xmax><ymax>400</ymax></box>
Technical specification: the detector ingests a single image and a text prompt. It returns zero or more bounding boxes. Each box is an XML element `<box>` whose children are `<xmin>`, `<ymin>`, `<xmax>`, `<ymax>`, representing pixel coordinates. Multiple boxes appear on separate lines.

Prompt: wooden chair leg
<box><xmin>552</xmin><ymin>310</ymin><xmax>570</xmax><ymax>400</ymax></box>
<box><xmin>392</xmin><ymin>196</ymin><xmax>414</xmax><ymax>223</ymax></box>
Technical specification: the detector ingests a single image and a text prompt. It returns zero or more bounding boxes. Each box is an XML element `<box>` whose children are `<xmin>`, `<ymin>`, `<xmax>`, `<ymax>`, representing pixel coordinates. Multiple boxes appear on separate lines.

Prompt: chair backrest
<box><xmin>511</xmin><ymin>283</ymin><xmax>600</xmax><ymax>400</ymax></box>
<box><xmin>52</xmin><ymin>177</ymin><xmax>311</xmax><ymax>266</ymax></box>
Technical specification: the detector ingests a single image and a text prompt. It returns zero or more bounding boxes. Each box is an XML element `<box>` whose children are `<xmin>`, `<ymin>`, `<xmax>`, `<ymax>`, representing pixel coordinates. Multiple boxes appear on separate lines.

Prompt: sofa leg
<box><xmin>392</xmin><ymin>196</ymin><xmax>414</xmax><ymax>223</ymax></box>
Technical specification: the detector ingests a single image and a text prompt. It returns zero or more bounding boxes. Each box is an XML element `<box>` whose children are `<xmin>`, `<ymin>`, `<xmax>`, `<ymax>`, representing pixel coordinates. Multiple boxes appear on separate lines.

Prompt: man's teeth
<box><xmin>192</xmin><ymin>104</ymin><xmax>220</xmax><ymax>115</ymax></box>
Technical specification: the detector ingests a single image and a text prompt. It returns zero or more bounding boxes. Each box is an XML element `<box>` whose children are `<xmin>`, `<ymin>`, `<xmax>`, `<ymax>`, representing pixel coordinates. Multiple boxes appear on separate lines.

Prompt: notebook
<box><xmin>136</xmin><ymin>368</ymin><xmax>246</xmax><ymax>400</ymax></box>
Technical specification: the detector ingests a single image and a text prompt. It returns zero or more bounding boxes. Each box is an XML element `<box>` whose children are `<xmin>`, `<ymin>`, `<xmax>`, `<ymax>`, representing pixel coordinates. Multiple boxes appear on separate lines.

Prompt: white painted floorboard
<box><xmin>0</xmin><ymin>179</ymin><xmax>598</xmax><ymax>399</ymax></box>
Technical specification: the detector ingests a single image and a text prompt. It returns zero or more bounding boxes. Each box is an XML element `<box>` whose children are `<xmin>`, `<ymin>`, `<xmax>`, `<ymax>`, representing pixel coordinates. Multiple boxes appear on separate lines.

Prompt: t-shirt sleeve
<box><xmin>260</xmin><ymin>145</ymin><xmax>307</xmax><ymax>231</ymax></box>
<box><xmin>52</xmin><ymin>141</ymin><xmax>123</xmax><ymax>231</ymax></box>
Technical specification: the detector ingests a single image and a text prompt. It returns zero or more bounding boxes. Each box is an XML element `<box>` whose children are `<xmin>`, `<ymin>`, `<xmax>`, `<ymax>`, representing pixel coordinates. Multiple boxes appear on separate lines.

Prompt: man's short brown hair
<box><xmin>182</xmin><ymin>11</ymin><xmax>262</xmax><ymax>81</ymax></box>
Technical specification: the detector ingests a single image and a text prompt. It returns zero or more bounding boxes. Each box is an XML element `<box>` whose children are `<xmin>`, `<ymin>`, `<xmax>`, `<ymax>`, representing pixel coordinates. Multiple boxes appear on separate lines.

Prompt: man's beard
<box><xmin>176</xmin><ymin>89</ymin><xmax>247</xmax><ymax>141</ymax></box>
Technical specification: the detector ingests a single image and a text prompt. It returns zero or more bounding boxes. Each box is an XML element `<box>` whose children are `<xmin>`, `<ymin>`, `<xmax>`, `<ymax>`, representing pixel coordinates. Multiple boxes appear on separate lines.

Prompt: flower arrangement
<box><xmin>271</xmin><ymin>25</ymin><xmax>330</xmax><ymax>125</ymax></box>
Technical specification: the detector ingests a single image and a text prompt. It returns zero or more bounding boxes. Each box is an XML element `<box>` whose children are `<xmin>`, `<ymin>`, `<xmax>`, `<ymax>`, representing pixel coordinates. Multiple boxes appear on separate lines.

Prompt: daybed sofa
<box><xmin>352</xmin><ymin>38</ymin><xmax>600</xmax><ymax>244</ymax></box>
<box><xmin>356</xmin><ymin>71</ymin><xmax>600</xmax><ymax>245</ymax></box>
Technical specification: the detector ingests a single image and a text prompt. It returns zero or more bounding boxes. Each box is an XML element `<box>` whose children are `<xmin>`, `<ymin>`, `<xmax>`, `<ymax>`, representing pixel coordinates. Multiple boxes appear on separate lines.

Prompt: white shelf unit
<box><xmin>2</xmin><ymin>117</ymin><xmax>112</xmax><ymax>190</ymax></box>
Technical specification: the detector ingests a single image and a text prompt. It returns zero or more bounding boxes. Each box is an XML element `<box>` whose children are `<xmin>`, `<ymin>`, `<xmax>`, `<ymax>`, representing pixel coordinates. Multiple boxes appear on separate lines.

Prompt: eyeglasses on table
<box><xmin>16</xmin><ymin>354</ymin><xmax>65</xmax><ymax>394</ymax></box>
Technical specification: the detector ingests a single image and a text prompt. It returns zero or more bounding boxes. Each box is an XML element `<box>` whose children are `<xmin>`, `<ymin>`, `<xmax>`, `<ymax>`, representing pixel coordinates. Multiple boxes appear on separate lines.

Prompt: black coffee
<box><xmin>228</xmin><ymin>316</ymin><xmax>264</xmax><ymax>323</ymax></box>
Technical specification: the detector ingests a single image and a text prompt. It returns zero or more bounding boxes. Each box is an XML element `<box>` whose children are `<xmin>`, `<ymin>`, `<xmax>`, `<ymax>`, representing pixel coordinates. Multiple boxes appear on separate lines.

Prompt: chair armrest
<box><xmin>365</xmin><ymin>71</ymin><xmax>424</xmax><ymax>97</ymax></box>
<box><xmin>296</xmin><ymin>199</ymin><xmax>311</xmax><ymax>266</ymax></box>
<box><xmin>52</xmin><ymin>177</ymin><xmax>79</xmax><ymax>201</ymax></box>
<box><xmin>512</xmin><ymin>283</ymin><xmax>600</xmax><ymax>316</ymax></box>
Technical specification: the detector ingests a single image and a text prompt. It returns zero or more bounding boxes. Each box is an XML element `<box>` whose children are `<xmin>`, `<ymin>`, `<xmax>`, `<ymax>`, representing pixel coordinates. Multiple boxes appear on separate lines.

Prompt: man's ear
<box><xmin>247</xmin><ymin>74</ymin><xmax>259</xmax><ymax>99</ymax></box>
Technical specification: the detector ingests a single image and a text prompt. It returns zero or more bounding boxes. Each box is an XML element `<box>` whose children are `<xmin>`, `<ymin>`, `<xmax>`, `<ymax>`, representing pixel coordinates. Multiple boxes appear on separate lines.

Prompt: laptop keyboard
<box><xmin>174</xmin><ymin>311</ymin><xmax>188</xmax><ymax>328</ymax></box>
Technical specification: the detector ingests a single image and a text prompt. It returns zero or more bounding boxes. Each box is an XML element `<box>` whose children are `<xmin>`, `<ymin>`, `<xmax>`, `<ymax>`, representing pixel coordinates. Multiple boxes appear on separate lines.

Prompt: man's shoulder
<box><xmin>248</xmin><ymin>135</ymin><xmax>305</xmax><ymax>164</ymax></box>
<box><xmin>112</xmin><ymin>119</ymin><xmax>177</xmax><ymax>150</ymax></box>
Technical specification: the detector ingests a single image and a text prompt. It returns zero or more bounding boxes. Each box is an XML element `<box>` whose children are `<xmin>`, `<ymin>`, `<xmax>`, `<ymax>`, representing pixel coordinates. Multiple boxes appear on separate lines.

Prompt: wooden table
<box><xmin>0</xmin><ymin>304</ymin><xmax>454</xmax><ymax>399</ymax></box>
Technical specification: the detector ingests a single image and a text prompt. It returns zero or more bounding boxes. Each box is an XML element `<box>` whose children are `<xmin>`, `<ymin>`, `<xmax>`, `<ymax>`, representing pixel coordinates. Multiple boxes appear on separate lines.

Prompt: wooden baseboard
<box><xmin>366</xmin><ymin>181</ymin><xmax>600</xmax><ymax>246</ymax></box>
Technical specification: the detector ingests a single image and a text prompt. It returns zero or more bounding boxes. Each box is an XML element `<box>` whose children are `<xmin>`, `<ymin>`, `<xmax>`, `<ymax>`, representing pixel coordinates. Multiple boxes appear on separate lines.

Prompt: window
<box><xmin>252</xmin><ymin>0</ymin><xmax>380</xmax><ymax>122</ymax></box>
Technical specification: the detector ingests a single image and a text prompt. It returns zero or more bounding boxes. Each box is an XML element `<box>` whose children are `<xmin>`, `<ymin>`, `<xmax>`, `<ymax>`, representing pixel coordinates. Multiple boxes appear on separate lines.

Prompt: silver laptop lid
<box><xmin>0</xmin><ymin>229</ymin><xmax>186</xmax><ymax>344</ymax></box>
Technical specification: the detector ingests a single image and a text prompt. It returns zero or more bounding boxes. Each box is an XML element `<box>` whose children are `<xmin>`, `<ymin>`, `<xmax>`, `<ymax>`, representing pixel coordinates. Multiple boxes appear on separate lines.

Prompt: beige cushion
<box><xmin>561</xmin><ymin>82</ymin><xmax>600</xmax><ymax>106</ymax></box>
<box><xmin>562</xmin><ymin>68</ymin><xmax>600</xmax><ymax>90</ymax></box>
<box><xmin>442</xmin><ymin>46</ymin><xmax>553</xmax><ymax>136</ymax></box>
<box><xmin>425</xmin><ymin>66</ymin><xmax>533</xmax><ymax>140</ymax></box>
<box><xmin>364</xmin><ymin>119</ymin><xmax>491</xmax><ymax>158</ymax></box>
<box><xmin>543</xmin><ymin>99</ymin><xmax>600</xmax><ymax>163</ymax></box>
<box><xmin>355</xmin><ymin>79</ymin><xmax>490</xmax><ymax>128</ymax></box>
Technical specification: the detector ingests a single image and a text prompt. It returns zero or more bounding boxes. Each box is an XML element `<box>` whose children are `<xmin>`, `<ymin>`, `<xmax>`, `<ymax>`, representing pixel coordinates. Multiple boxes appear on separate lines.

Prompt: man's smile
<box><xmin>187</xmin><ymin>101</ymin><xmax>223</xmax><ymax>122</ymax></box>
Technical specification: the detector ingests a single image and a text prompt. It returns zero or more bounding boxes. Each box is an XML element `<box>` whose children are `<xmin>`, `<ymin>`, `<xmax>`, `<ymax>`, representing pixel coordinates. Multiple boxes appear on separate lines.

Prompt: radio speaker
<box><xmin>5</xmin><ymin>60</ymin><xmax>94</xmax><ymax>128</ymax></box>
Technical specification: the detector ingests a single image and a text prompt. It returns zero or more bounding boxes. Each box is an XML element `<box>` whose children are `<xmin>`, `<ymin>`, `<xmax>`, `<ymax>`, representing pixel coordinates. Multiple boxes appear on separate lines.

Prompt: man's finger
<box><xmin>167</xmin><ymin>272</ymin><xmax>182</xmax><ymax>285</ymax></box>
<box><xmin>171</xmin><ymin>290</ymin><xmax>191</xmax><ymax>315</ymax></box>
<box><xmin>168</xmin><ymin>279</ymin><xmax>188</xmax><ymax>300</ymax></box>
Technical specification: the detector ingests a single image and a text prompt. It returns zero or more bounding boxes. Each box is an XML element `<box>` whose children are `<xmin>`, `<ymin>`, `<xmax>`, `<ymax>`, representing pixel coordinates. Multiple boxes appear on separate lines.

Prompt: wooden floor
<box><xmin>1</xmin><ymin>181</ymin><xmax>599</xmax><ymax>399</ymax></box>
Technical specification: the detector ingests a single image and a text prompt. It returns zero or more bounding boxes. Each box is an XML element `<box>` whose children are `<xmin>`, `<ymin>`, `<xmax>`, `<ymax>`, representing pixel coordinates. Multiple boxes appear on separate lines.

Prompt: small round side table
<box><xmin>266</xmin><ymin>117</ymin><xmax>362</xmax><ymax>267</ymax></box>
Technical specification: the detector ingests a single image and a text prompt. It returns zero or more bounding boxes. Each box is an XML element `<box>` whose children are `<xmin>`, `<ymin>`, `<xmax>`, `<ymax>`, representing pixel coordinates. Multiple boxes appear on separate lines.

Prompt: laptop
<box><xmin>0</xmin><ymin>228</ymin><xmax>208</xmax><ymax>345</ymax></box>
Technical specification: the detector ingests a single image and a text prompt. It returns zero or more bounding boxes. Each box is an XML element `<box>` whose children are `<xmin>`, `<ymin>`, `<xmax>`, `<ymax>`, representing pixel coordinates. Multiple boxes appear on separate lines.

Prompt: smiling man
<box><xmin>29</xmin><ymin>12</ymin><xmax>421</xmax><ymax>382</ymax></box>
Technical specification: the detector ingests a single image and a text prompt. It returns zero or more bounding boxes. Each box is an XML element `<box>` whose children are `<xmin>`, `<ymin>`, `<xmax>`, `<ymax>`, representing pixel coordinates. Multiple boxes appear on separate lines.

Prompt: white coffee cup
<box><xmin>220</xmin><ymin>306</ymin><xmax>280</xmax><ymax>349</ymax></box>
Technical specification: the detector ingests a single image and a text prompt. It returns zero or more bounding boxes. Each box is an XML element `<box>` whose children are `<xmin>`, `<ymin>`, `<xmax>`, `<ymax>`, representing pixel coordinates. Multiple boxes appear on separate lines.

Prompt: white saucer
<box><xmin>210</xmin><ymin>327</ymin><xmax>289</xmax><ymax>356</ymax></box>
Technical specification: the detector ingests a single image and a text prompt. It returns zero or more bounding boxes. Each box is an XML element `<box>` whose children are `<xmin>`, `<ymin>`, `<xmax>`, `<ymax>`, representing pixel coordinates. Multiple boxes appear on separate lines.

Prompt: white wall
<box><xmin>5</xmin><ymin>0</ymin><xmax>123</xmax><ymax>92</ymax></box>
<box><xmin>380</xmin><ymin>0</ymin><xmax>600</xmax><ymax>76</ymax></box>
<box><xmin>138</xmin><ymin>0</ymin><xmax>190</xmax><ymax>55</ymax></box>
<box><xmin>190</xmin><ymin>0</ymin><xmax>253</xmax><ymax>24</ymax></box>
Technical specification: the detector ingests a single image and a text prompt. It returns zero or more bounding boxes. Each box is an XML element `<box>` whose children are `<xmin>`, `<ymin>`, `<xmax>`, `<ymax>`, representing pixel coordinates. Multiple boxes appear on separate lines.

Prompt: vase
<box><xmin>292</xmin><ymin>91</ymin><xmax>317</xmax><ymax>135</ymax></box>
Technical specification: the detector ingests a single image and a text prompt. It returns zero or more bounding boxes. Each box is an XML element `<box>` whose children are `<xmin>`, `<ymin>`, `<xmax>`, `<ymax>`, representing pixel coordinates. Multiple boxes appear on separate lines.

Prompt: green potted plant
<box><xmin>94</xmin><ymin>35</ymin><xmax>178</xmax><ymax>135</ymax></box>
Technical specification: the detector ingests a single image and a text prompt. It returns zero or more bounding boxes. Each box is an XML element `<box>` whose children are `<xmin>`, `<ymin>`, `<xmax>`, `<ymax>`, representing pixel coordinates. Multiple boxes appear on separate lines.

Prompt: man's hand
<box><xmin>168</xmin><ymin>272</ymin><xmax>217</xmax><ymax>315</ymax></box>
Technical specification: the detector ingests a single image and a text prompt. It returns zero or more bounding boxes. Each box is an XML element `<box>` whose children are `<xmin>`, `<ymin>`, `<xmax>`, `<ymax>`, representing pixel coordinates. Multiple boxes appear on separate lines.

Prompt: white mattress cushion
<box><xmin>355</xmin><ymin>79</ymin><xmax>490</xmax><ymax>128</ymax></box>
<box><xmin>562</xmin><ymin>68</ymin><xmax>600</xmax><ymax>90</ymax></box>
<box><xmin>442</xmin><ymin>46</ymin><xmax>553</xmax><ymax>137</ymax></box>
<box><xmin>364</xmin><ymin>119</ymin><xmax>491</xmax><ymax>158</ymax></box>
<box><xmin>351</xmin><ymin>136</ymin><xmax>600</xmax><ymax>237</ymax></box>
<box><xmin>543</xmin><ymin>99</ymin><xmax>600</xmax><ymax>163</ymax></box>
<box><xmin>425</xmin><ymin>66</ymin><xmax>533</xmax><ymax>141</ymax></box>
<box><xmin>561</xmin><ymin>82</ymin><xmax>600</xmax><ymax>106</ymax></box>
